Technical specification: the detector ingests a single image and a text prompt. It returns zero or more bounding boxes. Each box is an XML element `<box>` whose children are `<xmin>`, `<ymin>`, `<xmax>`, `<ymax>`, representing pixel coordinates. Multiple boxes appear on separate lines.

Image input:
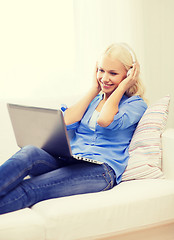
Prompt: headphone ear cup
<box><xmin>127</xmin><ymin>68</ymin><xmax>132</xmax><ymax>77</ymax></box>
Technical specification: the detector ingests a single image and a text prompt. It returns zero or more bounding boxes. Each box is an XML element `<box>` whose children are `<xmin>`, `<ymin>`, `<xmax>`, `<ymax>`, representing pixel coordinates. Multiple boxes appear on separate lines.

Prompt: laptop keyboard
<box><xmin>72</xmin><ymin>155</ymin><xmax>103</xmax><ymax>165</ymax></box>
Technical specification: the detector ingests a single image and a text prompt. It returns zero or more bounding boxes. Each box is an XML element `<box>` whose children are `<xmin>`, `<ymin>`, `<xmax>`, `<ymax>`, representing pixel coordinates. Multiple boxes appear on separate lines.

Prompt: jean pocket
<box><xmin>102</xmin><ymin>163</ymin><xmax>116</xmax><ymax>191</ymax></box>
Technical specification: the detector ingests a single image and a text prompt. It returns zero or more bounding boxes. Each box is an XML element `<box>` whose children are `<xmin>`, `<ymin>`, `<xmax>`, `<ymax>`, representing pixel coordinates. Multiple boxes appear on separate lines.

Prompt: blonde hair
<box><xmin>103</xmin><ymin>43</ymin><xmax>146</xmax><ymax>100</ymax></box>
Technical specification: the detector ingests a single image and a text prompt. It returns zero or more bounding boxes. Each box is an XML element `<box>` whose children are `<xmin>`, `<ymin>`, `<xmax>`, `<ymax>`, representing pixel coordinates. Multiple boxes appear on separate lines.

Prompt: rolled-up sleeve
<box><xmin>102</xmin><ymin>97</ymin><xmax>147</xmax><ymax>130</ymax></box>
<box><xmin>60</xmin><ymin>104</ymin><xmax>80</xmax><ymax>130</ymax></box>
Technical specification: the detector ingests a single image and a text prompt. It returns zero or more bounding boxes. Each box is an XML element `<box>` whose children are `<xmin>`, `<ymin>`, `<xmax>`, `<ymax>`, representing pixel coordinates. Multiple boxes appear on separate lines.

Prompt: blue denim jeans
<box><xmin>0</xmin><ymin>145</ymin><xmax>116</xmax><ymax>214</ymax></box>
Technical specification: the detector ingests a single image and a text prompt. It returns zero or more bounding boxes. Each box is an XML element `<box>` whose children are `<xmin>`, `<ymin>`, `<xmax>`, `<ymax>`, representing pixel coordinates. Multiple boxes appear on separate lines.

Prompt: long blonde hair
<box><xmin>103</xmin><ymin>43</ymin><xmax>146</xmax><ymax>100</ymax></box>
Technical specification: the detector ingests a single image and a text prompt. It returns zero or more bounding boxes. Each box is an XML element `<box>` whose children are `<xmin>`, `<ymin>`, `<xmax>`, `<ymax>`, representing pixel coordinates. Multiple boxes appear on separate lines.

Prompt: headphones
<box><xmin>120</xmin><ymin>43</ymin><xmax>136</xmax><ymax>77</ymax></box>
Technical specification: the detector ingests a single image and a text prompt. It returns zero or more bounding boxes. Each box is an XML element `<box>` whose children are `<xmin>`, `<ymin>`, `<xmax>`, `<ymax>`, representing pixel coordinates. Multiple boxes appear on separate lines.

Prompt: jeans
<box><xmin>0</xmin><ymin>145</ymin><xmax>116</xmax><ymax>214</ymax></box>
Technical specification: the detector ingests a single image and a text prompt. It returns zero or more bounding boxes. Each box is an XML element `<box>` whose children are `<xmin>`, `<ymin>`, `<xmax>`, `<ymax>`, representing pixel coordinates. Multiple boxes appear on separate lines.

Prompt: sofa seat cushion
<box><xmin>0</xmin><ymin>208</ymin><xmax>45</xmax><ymax>240</ymax></box>
<box><xmin>32</xmin><ymin>179</ymin><xmax>174</xmax><ymax>240</ymax></box>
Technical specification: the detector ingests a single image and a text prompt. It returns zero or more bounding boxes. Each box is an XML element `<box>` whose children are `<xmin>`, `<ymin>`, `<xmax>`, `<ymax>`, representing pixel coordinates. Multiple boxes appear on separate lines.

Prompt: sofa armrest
<box><xmin>162</xmin><ymin>128</ymin><xmax>174</xmax><ymax>179</ymax></box>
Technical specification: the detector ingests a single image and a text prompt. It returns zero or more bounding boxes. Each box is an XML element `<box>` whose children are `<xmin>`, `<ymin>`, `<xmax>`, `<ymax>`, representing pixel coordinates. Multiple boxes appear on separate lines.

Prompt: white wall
<box><xmin>141</xmin><ymin>0</ymin><xmax>174</xmax><ymax>128</ymax></box>
<box><xmin>0</xmin><ymin>0</ymin><xmax>75</xmax><ymax>100</ymax></box>
<box><xmin>74</xmin><ymin>0</ymin><xmax>174</xmax><ymax>128</ymax></box>
<box><xmin>1</xmin><ymin>0</ymin><xmax>174</xmax><ymax>127</ymax></box>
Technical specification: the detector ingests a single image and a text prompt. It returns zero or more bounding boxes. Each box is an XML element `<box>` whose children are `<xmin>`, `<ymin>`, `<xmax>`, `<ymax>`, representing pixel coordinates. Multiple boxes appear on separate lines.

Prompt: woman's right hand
<box><xmin>91</xmin><ymin>62</ymin><xmax>101</xmax><ymax>93</ymax></box>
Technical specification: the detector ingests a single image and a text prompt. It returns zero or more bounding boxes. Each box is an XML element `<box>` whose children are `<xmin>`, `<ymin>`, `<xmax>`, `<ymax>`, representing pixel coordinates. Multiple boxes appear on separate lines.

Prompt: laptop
<box><xmin>7</xmin><ymin>103</ymin><xmax>102</xmax><ymax>164</ymax></box>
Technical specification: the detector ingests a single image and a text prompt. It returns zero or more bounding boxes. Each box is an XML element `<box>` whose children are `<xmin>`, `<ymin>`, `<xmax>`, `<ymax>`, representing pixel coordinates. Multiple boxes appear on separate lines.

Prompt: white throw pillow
<box><xmin>122</xmin><ymin>95</ymin><xmax>170</xmax><ymax>181</ymax></box>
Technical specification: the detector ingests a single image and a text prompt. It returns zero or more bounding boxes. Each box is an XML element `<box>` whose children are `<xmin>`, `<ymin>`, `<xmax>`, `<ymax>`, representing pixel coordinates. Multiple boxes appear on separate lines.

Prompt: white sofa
<box><xmin>0</xmin><ymin>97</ymin><xmax>174</xmax><ymax>240</ymax></box>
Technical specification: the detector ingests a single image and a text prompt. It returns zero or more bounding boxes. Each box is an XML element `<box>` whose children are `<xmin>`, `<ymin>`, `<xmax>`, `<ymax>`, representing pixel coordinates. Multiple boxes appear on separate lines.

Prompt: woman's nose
<box><xmin>102</xmin><ymin>73</ymin><xmax>109</xmax><ymax>82</ymax></box>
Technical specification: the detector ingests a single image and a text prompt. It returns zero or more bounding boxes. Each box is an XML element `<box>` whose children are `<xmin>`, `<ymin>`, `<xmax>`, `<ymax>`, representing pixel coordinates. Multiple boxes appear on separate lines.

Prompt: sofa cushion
<box><xmin>0</xmin><ymin>208</ymin><xmax>45</xmax><ymax>240</ymax></box>
<box><xmin>122</xmin><ymin>95</ymin><xmax>170</xmax><ymax>181</ymax></box>
<box><xmin>32</xmin><ymin>179</ymin><xmax>174</xmax><ymax>240</ymax></box>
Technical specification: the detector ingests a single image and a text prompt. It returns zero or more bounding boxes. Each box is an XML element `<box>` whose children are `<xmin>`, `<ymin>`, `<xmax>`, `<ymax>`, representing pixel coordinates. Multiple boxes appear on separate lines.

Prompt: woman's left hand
<box><xmin>119</xmin><ymin>62</ymin><xmax>140</xmax><ymax>92</ymax></box>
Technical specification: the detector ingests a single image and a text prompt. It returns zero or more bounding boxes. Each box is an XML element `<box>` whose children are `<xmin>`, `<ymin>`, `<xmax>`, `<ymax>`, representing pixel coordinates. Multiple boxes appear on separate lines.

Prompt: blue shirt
<box><xmin>62</xmin><ymin>94</ymin><xmax>147</xmax><ymax>184</ymax></box>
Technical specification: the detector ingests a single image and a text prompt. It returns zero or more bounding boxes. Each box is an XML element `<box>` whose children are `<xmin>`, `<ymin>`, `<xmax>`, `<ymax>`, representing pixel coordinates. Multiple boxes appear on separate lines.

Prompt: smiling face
<box><xmin>97</xmin><ymin>54</ymin><xmax>127</xmax><ymax>98</ymax></box>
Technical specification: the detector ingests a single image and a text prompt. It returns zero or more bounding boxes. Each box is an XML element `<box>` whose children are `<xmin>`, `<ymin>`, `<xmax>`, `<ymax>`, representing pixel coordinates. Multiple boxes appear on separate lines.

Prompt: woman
<box><xmin>0</xmin><ymin>43</ymin><xmax>147</xmax><ymax>214</ymax></box>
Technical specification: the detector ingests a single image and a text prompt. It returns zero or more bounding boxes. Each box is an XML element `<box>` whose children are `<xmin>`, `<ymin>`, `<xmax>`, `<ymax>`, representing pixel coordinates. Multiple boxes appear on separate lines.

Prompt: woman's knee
<box><xmin>20</xmin><ymin>145</ymin><xmax>44</xmax><ymax>159</ymax></box>
<box><xmin>21</xmin><ymin>145</ymin><xmax>40</xmax><ymax>153</ymax></box>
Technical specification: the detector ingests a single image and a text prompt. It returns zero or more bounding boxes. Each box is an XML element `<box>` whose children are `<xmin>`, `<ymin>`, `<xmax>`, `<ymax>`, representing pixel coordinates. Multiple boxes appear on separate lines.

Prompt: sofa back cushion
<box><xmin>122</xmin><ymin>95</ymin><xmax>170</xmax><ymax>181</ymax></box>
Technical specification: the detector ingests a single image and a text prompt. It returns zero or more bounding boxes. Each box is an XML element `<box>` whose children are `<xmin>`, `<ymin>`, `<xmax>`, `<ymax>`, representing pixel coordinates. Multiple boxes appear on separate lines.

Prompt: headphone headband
<box><xmin>120</xmin><ymin>42</ymin><xmax>136</xmax><ymax>64</ymax></box>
